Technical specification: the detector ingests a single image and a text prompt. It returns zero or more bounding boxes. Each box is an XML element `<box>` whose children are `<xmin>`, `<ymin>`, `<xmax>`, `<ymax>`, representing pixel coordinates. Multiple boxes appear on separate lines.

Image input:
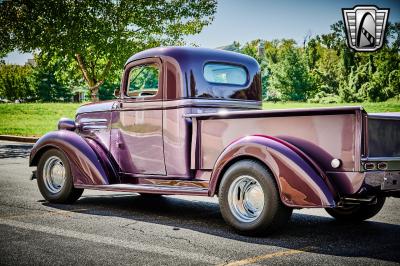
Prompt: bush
<box><xmin>308</xmin><ymin>91</ymin><xmax>341</xmax><ymax>104</ymax></box>
<box><xmin>0</xmin><ymin>64</ymin><xmax>34</xmax><ymax>101</ymax></box>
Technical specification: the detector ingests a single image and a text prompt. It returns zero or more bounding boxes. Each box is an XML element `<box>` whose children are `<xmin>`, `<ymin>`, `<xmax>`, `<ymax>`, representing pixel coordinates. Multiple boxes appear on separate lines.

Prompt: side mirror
<box><xmin>58</xmin><ymin>118</ymin><xmax>76</xmax><ymax>131</ymax></box>
<box><xmin>114</xmin><ymin>88</ymin><xmax>120</xmax><ymax>98</ymax></box>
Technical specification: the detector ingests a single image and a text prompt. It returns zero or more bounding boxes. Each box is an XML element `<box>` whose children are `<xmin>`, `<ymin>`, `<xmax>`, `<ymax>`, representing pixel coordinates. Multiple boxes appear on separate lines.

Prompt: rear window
<box><xmin>203</xmin><ymin>63</ymin><xmax>247</xmax><ymax>85</ymax></box>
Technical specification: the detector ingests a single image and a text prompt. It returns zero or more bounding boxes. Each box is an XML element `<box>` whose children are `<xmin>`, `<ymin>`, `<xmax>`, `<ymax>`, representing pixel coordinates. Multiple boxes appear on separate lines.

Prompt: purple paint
<box><xmin>29</xmin><ymin>46</ymin><xmax>400</xmax><ymax>211</ymax></box>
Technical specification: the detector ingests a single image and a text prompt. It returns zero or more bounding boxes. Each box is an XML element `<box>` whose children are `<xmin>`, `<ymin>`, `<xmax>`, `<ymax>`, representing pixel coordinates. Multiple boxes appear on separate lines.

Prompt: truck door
<box><xmin>111</xmin><ymin>58</ymin><xmax>166</xmax><ymax>176</ymax></box>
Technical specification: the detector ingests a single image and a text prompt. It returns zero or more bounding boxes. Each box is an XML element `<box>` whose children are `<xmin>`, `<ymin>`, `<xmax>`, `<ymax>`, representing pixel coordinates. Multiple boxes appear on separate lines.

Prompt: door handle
<box><xmin>116</xmin><ymin>141</ymin><xmax>124</xmax><ymax>149</ymax></box>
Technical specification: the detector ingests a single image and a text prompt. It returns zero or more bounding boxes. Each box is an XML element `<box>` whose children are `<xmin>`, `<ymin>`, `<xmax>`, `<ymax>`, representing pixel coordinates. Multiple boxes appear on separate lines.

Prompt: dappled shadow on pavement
<box><xmin>0</xmin><ymin>144</ymin><xmax>33</xmax><ymax>159</ymax></box>
<box><xmin>44</xmin><ymin>194</ymin><xmax>400</xmax><ymax>264</ymax></box>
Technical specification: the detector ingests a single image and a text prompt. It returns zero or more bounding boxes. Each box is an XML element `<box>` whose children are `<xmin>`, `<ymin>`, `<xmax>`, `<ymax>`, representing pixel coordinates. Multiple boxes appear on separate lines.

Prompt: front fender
<box><xmin>30</xmin><ymin>131</ymin><xmax>115</xmax><ymax>186</ymax></box>
<box><xmin>209</xmin><ymin>135</ymin><xmax>336</xmax><ymax>208</ymax></box>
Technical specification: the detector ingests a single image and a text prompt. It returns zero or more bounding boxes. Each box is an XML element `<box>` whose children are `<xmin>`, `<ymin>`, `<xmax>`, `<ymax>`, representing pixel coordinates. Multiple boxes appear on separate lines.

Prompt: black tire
<box><xmin>325</xmin><ymin>197</ymin><xmax>385</xmax><ymax>222</ymax></box>
<box><xmin>218</xmin><ymin>159</ymin><xmax>292</xmax><ymax>235</ymax></box>
<box><xmin>138</xmin><ymin>193</ymin><xmax>163</xmax><ymax>198</ymax></box>
<box><xmin>37</xmin><ymin>148</ymin><xmax>84</xmax><ymax>203</ymax></box>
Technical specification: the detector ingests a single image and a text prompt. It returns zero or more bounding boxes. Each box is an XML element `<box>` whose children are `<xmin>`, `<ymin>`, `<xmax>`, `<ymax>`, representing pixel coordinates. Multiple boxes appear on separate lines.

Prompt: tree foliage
<box><xmin>237</xmin><ymin>20</ymin><xmax>400</xmax><ymax>103</ymax></box>
<box><xmin>267</xmin><ymin>40</ymin><xmax>314</xmax><ymax>101</ymax></box>
<box><xmin>30</xmin><ymin>54</ymin><xmax>73</xmax><ymax>102</ymax></box>
<box><xmin>0</xmin><ymin>64</ymin><xmax>34</xmax><ymax>101</ymax></box>
<box><xmin>0</xmin><ymin>0</ymin><xmax>217</xmax><ymax>101</ymax></box>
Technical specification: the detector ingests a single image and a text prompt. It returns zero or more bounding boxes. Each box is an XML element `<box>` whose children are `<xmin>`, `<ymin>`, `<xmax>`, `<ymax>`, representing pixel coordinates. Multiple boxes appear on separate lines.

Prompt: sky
<box><xmin>3</xmin><ymin>0</ymin><xmax>400</xmax><ymax>65</ymax></box>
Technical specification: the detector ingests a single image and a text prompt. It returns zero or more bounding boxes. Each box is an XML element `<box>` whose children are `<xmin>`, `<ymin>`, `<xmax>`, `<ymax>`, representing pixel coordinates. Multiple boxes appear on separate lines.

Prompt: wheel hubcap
<box><xmin>228</xmin><ymin>175</ymin><xmax>265</xmax><ymax>222</ymax></box>
<box><xmin>43</xmin><ymin>156</ymin><xmax>66</xmax><ymax>193</ymax></box>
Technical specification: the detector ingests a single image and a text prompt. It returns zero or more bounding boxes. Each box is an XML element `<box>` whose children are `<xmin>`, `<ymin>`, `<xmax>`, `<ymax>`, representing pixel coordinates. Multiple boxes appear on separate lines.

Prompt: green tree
<box><xmin>228</xmin><ymin>19</ymin><xmax>399</xmax><ymax>103</ymax></box>
<box><xmin>268</xmin><ymin>40</ymin><xmax>314</xmax><ymax>101</ymax></box>
<box><xmin>0</xmin><ymin>0</ymin><xmax>216</xmax><ymax>102</ymax></box>
<box><xmin>0</xmin><ymin>64</ymin><xmax>34</xmax><ymax>101</ymax></box>
<box><xmin>31</xmin><ymin>54</ymin><xmax>73</xmax><ymax>102</ymax></box>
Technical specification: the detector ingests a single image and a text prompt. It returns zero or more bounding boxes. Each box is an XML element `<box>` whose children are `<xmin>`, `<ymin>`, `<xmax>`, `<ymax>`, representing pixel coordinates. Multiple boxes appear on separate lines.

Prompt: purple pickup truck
<box><xmin>30</xmin><ymin>47</ymin><xmax>400</xmax><ymax>235</ymax></box>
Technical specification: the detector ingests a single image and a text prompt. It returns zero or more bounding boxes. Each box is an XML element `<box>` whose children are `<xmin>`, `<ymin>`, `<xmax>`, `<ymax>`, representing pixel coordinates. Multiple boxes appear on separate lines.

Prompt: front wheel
<box><xmin>218</xmin><ymin>160</ymin><xmax>292</xmax><ymax>235</ymax></box>
<box><xmin>325</xmin><ymin>197</ymin><xmax>385</xmax><ymax>222</ymax></box>
<box><xmin>37</xmin><ymin>148</ymin><xmax>83</xmax><ymax>203</ymax></box>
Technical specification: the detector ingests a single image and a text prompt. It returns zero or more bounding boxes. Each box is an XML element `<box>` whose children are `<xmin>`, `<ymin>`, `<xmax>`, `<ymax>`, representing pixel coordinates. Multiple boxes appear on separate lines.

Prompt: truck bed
<box><xmin>186</xmin><ymin>106</ymin><xmax>365</xmax><ymax>173</ymax></box>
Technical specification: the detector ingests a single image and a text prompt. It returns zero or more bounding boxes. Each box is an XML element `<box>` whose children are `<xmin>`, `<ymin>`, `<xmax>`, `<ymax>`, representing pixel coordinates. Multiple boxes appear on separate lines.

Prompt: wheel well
<box><xmin>30</xmin><ymin>145</ymin><xmax>56</xmax><ymax>166</ymax></box>
<box><xmin>214</xmin><ymin>155</ymin><xmax>275</xmax><ymax>196</ymax></box>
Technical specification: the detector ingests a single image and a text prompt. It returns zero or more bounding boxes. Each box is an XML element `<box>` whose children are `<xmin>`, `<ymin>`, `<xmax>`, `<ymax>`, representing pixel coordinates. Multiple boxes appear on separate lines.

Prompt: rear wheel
<box><xmin>218</xmin><ymin>160</ymin><xmax>292</xmax><ymax>235</ymax></box>
<box><xmin>138</xmin><ymin>193</ymin><xmax>163</xmax><ymax>198</ymax></box>
<box><xmin>325</xmin><ymin>197</ymin><xmax>385</xmax><ymax>222</ymax></box>
<box><xmin>37</xmin><ymin>148</ymin><xmax>83</xmax><ymax>203</ymax></box>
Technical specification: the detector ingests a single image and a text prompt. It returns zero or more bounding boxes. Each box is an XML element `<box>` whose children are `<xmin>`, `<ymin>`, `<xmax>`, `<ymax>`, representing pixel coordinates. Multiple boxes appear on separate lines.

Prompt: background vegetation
<box><xmin>0</xmin><ymin>0</ymin><xmax>217</xmax><ymax>101</ymax></box>
<box><xmin>226</xmin><ymin>21</ymin><xmax>400</xmax><ymax>103</ymax></box>
<box><xmin>0</xmin><ymin>103</ymin><xmax>79</xmax><ymax>136</ymax></box>
<box><xmin>1</xmin><ymin>20</ymin><xmax>399</xmax><ymax>104</ymax></box>
<box><xmin>233</xmin><ymin>21</ymin><xmax>400</xmax><ymax>104</ymax></box>
<box><xmin>0</xmin><ymin>101</ymin><xmax>398</xmax><ymax>137</ymax></box>
<box><xmin>0</xmin><ymin>2</ymin><xmax>399</xmax><ymax>137</ymax></box>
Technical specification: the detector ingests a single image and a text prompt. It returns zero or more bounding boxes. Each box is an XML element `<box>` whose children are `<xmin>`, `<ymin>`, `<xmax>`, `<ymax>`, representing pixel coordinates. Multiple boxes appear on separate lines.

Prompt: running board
<box><xmin>75</xmin><ymin>183</ymin><xmax>209</xmax><ymax>196</ymax></box>
<box><xmin>338</xmin><ymin>196</ymin><xmax>377</xmax><ymax>206</ymax></box>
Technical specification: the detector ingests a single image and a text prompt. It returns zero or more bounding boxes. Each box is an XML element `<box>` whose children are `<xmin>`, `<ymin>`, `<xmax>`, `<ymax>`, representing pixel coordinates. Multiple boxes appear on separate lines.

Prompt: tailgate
<box><xmin>365</xmin><ymin>113</ymin><xmax>400</xmax><ymax>171</ymax></box>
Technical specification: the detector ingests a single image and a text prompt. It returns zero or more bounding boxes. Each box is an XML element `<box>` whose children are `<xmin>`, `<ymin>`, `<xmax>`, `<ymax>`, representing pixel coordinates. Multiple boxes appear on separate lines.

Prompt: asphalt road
<box><xmin>0</xmin><ymin>140</ymin><xmax>399</xmax><ymax>266</ymax></box>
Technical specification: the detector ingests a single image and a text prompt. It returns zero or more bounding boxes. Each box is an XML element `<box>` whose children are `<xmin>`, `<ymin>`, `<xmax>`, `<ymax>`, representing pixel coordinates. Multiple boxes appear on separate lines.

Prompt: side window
<box><xmin>127</xmin><ymin>63</ymin><xmax>160</xmax><ymax>97</ymax></box>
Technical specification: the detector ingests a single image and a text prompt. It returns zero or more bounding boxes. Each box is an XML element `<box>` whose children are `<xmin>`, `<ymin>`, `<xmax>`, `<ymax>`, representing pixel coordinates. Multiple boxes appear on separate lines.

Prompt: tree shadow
<box><xmin>44</xmin><ymin>194</ymin><xmax>400</xmax><ymax>263</ymax></box>
<box><xmin>0</xmin><ymin>144</ymin><xmax>33</xmax><ymax>159</ymax></box>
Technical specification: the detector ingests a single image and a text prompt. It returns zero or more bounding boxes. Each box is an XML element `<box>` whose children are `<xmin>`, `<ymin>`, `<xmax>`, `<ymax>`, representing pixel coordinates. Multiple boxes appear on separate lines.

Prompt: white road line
<box><xmin>0</xmin><ymin>218</ymin><xmax>224</xmax><ymax>264</ymax></box>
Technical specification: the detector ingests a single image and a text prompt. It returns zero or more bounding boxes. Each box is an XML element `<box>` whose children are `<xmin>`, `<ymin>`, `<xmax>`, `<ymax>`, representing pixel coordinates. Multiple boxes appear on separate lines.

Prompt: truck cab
<box><xmin>74</xmin><ymin>47</ymin><xmax>262</xmax><ymax>183</ymax></box>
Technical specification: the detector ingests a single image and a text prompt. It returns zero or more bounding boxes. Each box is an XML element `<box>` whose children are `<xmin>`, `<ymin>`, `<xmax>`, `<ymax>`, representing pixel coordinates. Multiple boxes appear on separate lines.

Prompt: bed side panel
<box><xmin>199</xmin><ymin>114</ymin><xmax>357</xmax><ymax>172</ymax></box>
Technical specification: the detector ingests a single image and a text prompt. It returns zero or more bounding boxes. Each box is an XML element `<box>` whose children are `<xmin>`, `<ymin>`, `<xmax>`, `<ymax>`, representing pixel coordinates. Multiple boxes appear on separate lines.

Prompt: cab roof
<box><xmin>125</xmin><ymin>46</ymin><xmax>259</xmax><ymax>69</ymax></box>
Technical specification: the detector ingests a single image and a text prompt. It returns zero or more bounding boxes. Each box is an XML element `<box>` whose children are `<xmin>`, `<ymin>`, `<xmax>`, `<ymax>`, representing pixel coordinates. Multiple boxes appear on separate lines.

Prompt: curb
<box><xmin>0</xmin><ymin>135</ymin><xmax>38</xmax><ymax>143</ymax></box>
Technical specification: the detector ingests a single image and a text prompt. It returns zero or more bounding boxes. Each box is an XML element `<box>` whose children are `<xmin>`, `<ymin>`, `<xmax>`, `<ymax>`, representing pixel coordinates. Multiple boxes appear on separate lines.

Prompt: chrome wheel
<box><xmin>42</xmin><ymin>156</ymin><xmax>66</xmax><ymax>194</ymax></box>
<box><xmin>228</xmin><ymin>175</ymin><xmax>265</xmax><ymax>222</ymax></box>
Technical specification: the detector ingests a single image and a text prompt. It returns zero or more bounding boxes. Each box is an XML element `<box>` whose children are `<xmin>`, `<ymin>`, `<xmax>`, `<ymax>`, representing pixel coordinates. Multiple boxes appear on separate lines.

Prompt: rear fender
<box><xmin>209</xmin><ymin>135</ymin><xmax>336</xmax><ymax>208</ymax></box>
<box><xmin>30</xmin><ymin>131</ymin><xmax>117</xmax><ymax>186</ymax></box>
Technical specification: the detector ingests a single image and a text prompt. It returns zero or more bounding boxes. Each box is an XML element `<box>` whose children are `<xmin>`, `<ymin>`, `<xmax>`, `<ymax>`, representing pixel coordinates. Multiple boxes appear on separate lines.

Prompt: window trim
<box><xmin>122</xmin><ymin>58</ymin><xmax>163</xmax><ymax>101</ymax></box>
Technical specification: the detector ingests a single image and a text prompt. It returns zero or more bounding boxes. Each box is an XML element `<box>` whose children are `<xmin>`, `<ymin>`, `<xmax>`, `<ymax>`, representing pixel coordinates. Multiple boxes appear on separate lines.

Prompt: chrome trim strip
<box><xmin>110</xmin><ymin>184</ymin><xmax>207</xmax><ymax>191</ymax></box>
<box><xmin>75</xmin><ymin>184</ymin><xmax>208</xmax><ymax>195</ymax></box>
<box><xmin>77</xmin><ymin>99</ymin><xmax>261</xmax><ymax>114</ymax></box>
<box><xmin>362</xmin><ymin>157</ymin><xmax>400</xmax><ymax>162</ymax></box>
<box><xmin>162</xmin><ymin>98</ymin><xmax>261</xmax><ymax>109</ymax></box>
<box><xmin>80</xmin><ymin>118</ymin><xmax>108</xmax><ymax>123</ymax></box>
<box><xmin>184</xmin><ymin>106</ymin><xmax>364</xmax><ymax>119</ymax></box>
<box><xmin>82</xmin><ymin>125</ymin><xmax>108</xmax><ymax>130</ymax></box>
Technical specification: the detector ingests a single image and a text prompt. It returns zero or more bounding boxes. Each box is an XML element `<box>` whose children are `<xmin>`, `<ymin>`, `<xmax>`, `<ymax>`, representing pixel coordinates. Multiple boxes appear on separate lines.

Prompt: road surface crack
<box><xmin>120</xmin><ymin>222</ymin><xmax>145</xmax><ymax>234</ymax></box>
<box><xmin>164</xmin><ymin>234</ymin><xmax>196</xmax><ymax>247</ymax></box>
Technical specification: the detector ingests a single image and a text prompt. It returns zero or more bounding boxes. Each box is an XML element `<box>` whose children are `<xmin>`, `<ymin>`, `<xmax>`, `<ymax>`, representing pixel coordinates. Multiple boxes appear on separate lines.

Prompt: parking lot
<box><xmin>0</xmin><ymin>140</ymin><xmax>399</xmax><ymax>265</ymax></box>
